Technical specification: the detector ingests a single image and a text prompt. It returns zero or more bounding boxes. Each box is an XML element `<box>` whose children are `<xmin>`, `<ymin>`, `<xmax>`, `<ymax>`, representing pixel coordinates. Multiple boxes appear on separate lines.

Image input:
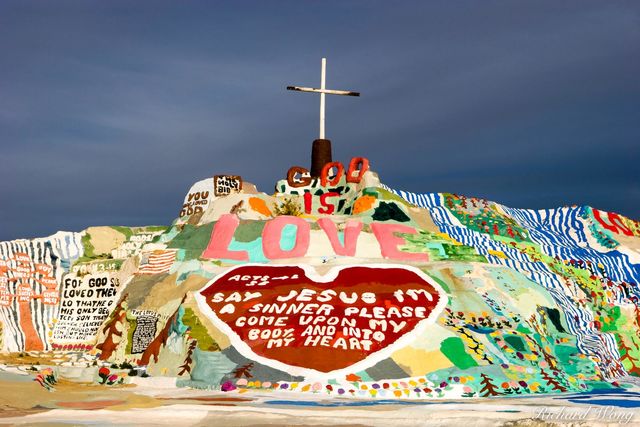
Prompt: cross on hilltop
<box><xmin>287</xmin><ymin>58</ymin><xmax>360</xmax><ymax>177</ymax></box>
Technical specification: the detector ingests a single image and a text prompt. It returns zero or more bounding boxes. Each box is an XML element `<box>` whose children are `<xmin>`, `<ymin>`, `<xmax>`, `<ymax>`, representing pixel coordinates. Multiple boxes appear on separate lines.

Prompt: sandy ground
<box><xmin>1</xmin><ymin>367</ymin><xmax>639</xmax><ymax>426</ymax></box>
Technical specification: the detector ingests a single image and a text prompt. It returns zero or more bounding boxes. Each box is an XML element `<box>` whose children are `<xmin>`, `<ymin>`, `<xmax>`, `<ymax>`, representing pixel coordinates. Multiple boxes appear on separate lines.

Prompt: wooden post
<box><xmin>311</xmin><ymin>138</ymin><xmax>332</xmax><ymax>177</ymax></box>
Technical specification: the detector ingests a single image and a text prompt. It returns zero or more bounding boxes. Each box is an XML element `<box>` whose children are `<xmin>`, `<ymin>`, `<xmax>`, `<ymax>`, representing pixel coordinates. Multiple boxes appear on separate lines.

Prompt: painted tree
<box><xmin>540</xmin><ymin>368</ymin><xmax>567</xmax><ymax>392</ymax></box>
<box><xmin>618</xmin><ymin>335</ymin><xmax>640</xmax><ymax>375</ymax></box>
<box><xmin>138</xmin><ymin>295</ymin><xmax>187</xmax><ymax>366</ymax></box>
<box><xmin>96</xmin><ymin>294</ymin><xmax>128</xmax><ymax>361</ymax></box>
<box><xmin>232</xmin><ymin>362</ymin><xmax>255</xmax><ymax>379</ymax></box>
<box><xmin>177</xmin><ymin>339</ymin><xmax>197</xmax><ymax>376</ymax></box>
<box><xmin>479</xmin><ymin>373</ymin><xmax>501</xmax><ymax>397</ymax></box>
<box><xmin>530</xmin><ymin>339</ymin><xmax>558</xmax><ymax>370</ymax></box>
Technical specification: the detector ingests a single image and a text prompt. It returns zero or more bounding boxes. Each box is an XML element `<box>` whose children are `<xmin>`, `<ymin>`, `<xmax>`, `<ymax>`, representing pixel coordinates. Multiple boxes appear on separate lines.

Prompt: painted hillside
<box><xmin>1</xmin><ymin>159</ymin><xmax>639</xmax><ymax>400</ymax></box>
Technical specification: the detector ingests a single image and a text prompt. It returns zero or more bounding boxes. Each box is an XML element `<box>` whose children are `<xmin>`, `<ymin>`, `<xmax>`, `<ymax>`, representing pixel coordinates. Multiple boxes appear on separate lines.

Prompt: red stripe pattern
<box><xmin>138</xmin><ymin>250</ymin><xmax>176</xmax><ymax>275</ymax></box>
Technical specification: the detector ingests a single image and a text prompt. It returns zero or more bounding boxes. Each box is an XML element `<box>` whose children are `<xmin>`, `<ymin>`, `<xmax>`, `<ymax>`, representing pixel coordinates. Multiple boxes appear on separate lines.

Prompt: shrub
<box><xmin>273</xmin><ymin>197</ymin><xmax>303</xmax><ymax>216</ymax></box>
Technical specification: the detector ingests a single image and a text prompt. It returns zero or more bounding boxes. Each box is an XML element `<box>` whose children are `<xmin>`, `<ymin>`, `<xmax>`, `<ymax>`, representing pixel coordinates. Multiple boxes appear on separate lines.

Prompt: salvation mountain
<box><xmin>1</xmin><ymin>158</ymin><xmax>639</xmax><ymax>399</ymax></box>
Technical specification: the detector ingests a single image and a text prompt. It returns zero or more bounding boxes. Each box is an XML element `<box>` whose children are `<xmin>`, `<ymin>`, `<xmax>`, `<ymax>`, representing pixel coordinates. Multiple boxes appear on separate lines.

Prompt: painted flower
<box><xmin>345</xmin><ymin>373</ymin><xmax>362</xmax><ymax>382</ymax></box>
<box><xmin>236</xmin><ymin>378</ymin><xmax>248</xmax><ymax>387</ymax></box>
<box><xmin>463</xmin><ymin>386</ymin><xmax>472</xmax><ymax>393</ymax></box>
<box><xmin>518</xmin><ymin>380</ymin><xmax>527</xmax><ymax>387</ymax></box>
<box><xmin>221</xmin><ymin>381</ymin><xmax>237</xmax><ymax>392</ymax></box>
<box><xmin>98</xmin><ymin>367</ymin><xmax>110</xmax><ymax>377</ymax></box>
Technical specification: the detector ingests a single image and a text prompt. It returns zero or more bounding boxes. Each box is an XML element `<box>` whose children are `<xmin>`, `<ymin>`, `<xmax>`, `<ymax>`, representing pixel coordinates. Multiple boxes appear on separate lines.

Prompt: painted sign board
<box><xmin>196</xmin><ymin>264</ymin><xmax>447</xmax><ymax>377</ymax></box>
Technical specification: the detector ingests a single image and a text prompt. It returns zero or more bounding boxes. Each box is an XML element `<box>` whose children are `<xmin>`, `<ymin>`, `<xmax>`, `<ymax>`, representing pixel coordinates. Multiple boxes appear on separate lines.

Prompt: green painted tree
<box><xmin>618</xmin><ymin>335</ymin><xmax>640</xmax><ymax>375</ymax></box>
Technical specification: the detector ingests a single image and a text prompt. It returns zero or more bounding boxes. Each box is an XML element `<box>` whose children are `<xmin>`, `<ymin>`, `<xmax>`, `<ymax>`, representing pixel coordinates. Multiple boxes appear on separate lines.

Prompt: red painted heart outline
<box><xmin>196</xmin><ymin>263</ymin><xmax>448</xmax><ymax>378</ymax></box>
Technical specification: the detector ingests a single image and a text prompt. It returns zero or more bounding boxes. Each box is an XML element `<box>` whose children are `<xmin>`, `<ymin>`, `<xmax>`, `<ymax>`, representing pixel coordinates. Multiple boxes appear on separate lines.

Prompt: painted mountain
<box><xmin>1</xmin><ymin>159</ymin><xmax>639</xmax><ymax>399</ymax></box>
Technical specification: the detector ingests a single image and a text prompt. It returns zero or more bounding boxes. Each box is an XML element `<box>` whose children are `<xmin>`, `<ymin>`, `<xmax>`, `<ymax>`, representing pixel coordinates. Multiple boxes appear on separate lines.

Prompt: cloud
<box><xmin>0</xmin><ymin>1</ymin><xmax>638</xmax><ymax>240</ymax></box>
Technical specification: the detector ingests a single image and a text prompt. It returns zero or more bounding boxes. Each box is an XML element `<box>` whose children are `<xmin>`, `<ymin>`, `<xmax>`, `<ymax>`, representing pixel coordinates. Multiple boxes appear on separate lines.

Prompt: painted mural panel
<box><xmin>0</xmin><ymin>232</ymin><xmax>82</xmax><ymax>352</ymax></box>
<box><xmin>51</xmin><ymin>273</ymin><xmax>124</xmax><ymax>346</ymax></box>
<box><xmin>178</xmin><ymin>177</ymin><xmax>217</xmax><ymax>223</ymax></box>
<box><xmin>214</xmin><ymin>175</ymin><xmax>243</xmax><ymax>196</ymax></box>
<box><xmin>196</xmin><ymin>264</ymin><xmax>446</xmax><ymax>377</ymax></box>
<box><xmin>131</xmin><ymin>313</ymin><xmax>158</xmax><ymax>354</ymax></box>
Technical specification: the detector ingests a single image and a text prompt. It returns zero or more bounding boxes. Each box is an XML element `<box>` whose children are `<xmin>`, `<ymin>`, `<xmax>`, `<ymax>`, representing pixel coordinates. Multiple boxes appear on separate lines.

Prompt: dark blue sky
<box><xmin>1</xmin><ymin>1</ymin><xmax>638</xmax><ymax>241</ymax></box>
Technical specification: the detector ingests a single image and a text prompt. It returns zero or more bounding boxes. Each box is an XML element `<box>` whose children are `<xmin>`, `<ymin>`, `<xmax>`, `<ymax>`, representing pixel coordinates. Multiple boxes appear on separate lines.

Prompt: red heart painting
<box><xmin>197</xmin><ymin>264</ymin><xmax>446</xmax><ymax>376</ymax></box>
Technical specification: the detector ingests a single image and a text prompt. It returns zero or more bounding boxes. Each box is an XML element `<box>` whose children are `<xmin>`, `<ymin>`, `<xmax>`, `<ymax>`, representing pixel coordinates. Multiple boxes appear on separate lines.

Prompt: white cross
<box><xmin>287</xmin><ymin>58</ymin><xmax>360</xmax><ymax>140</ymax></box>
